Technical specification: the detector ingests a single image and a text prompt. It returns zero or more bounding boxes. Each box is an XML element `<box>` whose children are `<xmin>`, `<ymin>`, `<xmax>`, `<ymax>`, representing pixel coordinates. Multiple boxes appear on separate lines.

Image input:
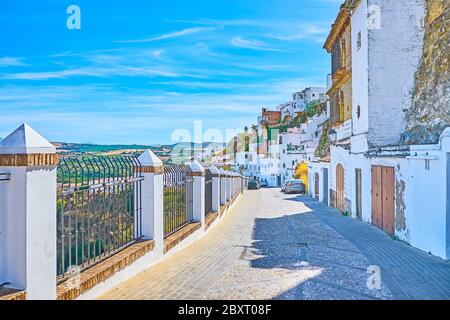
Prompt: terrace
<box><xmin>0</xmin><ymin>124</ymin><xmax>248</xmax><ymax>300</ymax></box>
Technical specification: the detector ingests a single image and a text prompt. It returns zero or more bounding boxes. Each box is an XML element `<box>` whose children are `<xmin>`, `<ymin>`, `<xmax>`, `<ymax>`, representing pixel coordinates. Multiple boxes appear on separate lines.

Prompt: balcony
<box><xmin>335</xmin><ymin>119</ymin><xmax>352</xmax><ymax>141</ymax></box>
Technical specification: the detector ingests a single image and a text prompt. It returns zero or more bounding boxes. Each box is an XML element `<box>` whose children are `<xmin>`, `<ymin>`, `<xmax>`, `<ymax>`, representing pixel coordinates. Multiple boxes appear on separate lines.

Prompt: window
<box><xmin>357</xmin><ymin>31</ymin><xmax>362</xmax><ymax>50</ymax></box>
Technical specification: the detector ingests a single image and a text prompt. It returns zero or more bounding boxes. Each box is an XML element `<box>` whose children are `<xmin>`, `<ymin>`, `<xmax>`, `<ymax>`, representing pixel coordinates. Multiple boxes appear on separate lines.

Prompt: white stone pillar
<box><xmin>0</xmin><ymin>124</ymin><xmax>58</xmax><ymax>300</ymax></box>
<box><xmin>219</xmin><ymin>168</ymin><xmax>227</xmax><ymax>206</ymax></box>
<box><xmin>226</xmin><ymin>171</ymin><xmax>232</xmax><ymax>201</ymax></box>
<box><xmin>138</xmin><ymin>150</ymin><xmax>164</xmax><ymax>255</ymax></box>
<box><xmin>230</xmin><ymin>172</ymin><xmax>235</xmax><ymax>196</ymax></box>
<box><xmin>188</xmin><ymin>160</ymin><xmax>205</xmax><ymax>226</ymax></box>
<box><xmin>209</xmin><ymin>165</ymin><xmax>221</xmax><ymax>212</ymax></box>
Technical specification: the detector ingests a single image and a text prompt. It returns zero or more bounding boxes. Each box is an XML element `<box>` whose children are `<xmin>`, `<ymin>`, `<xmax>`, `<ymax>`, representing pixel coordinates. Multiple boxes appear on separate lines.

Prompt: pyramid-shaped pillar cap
<box><xmin>219</xmin><ymin>168</ymin><xmax>227</xmax><ymax>175</ymax></box>
<box><xmin>138</xmin><ymin>149</ymin><xmax>163</xmax><ymax>167</ymax></box>
<box><xmin>0</xmin><ymin>123</ymin><xmax>56</xmax><ymax>155</ymax></box>
<box><xmin>208</xmin><ymin>165</ymin><xmax>220</xmax><ymax>175</ymax></box>
<box><xmin>187</xmin><ymin>159</ymin><xmax>205</xmax><ymax>173</ymax></box>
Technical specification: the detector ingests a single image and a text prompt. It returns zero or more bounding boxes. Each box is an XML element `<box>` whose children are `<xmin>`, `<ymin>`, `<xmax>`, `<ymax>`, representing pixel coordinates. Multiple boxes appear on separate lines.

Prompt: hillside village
<box><xmin>211</xmin><ymin>0</ymin><xmax>450</xmax><ymax>260</ymax></box>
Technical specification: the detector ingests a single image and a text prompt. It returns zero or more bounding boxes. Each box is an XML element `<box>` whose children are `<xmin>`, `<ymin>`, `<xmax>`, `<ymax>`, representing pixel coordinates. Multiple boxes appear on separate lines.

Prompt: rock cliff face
<box><xmin>402</xmin><ymin>0</ymin><xmax>449</xmax><ymax>145</ymax></box>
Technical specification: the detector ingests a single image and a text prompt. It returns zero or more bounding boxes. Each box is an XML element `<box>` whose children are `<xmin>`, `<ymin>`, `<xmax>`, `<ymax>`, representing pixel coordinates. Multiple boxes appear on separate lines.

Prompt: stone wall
<box><xmin>402</xmin><ymin>0</ymin><xmax>450</xmax><ymax>145</ymax></box>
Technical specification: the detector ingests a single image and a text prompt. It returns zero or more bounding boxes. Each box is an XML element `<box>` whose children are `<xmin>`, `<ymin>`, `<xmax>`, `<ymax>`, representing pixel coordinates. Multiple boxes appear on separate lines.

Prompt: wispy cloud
<box><xmin>0</xmin><ymin>66</ymin><xmax>182</xmax><ymax>80</ymax></box>
<box><xmin>150</xmin><ymin>49</ymin><xmax>165</xmax><ymax>60</ymax></box>
<box><xmin>230</xmin><ymin>37</ymin><xmax>283</xmax><ymax>52</ymax></box>
<box><xmin>0</xmin><ymin>57</ymin><xmax>28</xmax><ymax>67</ymax></box>
<box><xmin>118</xmin><ymin>27</ymin><xmax>218</xmax><ymax>43</ymax></box>
<box><xmin>267</xmin><ymin>26</ymin><xmax>328</xmax><ymax>41</ymax></box>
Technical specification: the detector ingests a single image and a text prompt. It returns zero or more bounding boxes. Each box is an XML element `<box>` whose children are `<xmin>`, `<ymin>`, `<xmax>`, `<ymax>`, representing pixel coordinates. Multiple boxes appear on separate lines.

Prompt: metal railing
<box><xmin>205</xmin><ymin>169</ymin><xmax>213</xmax><ymax>215</ymax></box>
<box><xmin>163</xmin><ymin>165</ymin><xmax>194</xmax><ymax>237</ymax></box>
<box><xmin>56</xmin><ymin>155</ymin><xmax>143</xmax><ymax>282</ymax></box>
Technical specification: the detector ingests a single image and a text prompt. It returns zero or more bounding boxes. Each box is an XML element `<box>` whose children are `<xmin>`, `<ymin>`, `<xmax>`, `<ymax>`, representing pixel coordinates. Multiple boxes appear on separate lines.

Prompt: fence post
<box><xmin>219</xmin><ymin>168</ymin><xmax>227</xmax><ymax>206</ymax></box>
<box><xmin>226</xmin><ymin>171</ymin><xmax>232</xmax><ymax>202</ymax></box>
<box><xmin>138</xmin><ymin>150</ymin><xmax>164</xmax><ymax>255</ymax></box>
<box><xmin>0</xmin><ymin>124</ymin><xmax>57</xmax><ymax>300</ymax></box>
<box><xmin>187</xmin><ymin>160</ymin><xmax>205</xmax><ymax>226</ymax></box>
<box><xmin>231</xmin><ymin>172</ymin><xmax>236</xmax><ymax>196</ymax></box>
<box><xmin>209</xmin><ymin>165</ymin><xmax>221</xmax><ymax>212</ymax></box>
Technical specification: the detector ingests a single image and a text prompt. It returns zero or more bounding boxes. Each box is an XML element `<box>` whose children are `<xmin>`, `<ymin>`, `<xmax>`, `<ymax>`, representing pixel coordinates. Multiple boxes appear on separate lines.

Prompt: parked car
<box><xmin>259</xmin><ymin>179</ymin><xmax>268</xmax><ymax>187</ymax></box>
<box><xmin>248</xmin><ymin>179</ymin><xmax>261</xmax><ymax>190</ymax></box>
<box><xmin>281</xmin><ymin>179</ymin><xmax>298</xmax><ymax>192</ymax></box>
<box><xmin>283</xmin><ymin>179</ymin><xmax>306</xmax><ymax>194</ymax></box>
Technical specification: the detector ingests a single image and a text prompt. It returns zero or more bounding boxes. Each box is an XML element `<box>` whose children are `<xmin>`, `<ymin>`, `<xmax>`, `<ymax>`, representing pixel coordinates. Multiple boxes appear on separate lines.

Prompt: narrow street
<box><xmin>100</xmin><ymin>189</ymin><xmax>450</xmax><ymax>300</ymax></box>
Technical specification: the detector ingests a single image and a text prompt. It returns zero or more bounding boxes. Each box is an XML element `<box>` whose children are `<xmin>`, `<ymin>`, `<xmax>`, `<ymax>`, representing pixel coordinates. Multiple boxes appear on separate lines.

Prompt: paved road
<box><xmin>100</xmin><ymin>188</ymin><xmax>450</xmax><ymax>300</ymax></box>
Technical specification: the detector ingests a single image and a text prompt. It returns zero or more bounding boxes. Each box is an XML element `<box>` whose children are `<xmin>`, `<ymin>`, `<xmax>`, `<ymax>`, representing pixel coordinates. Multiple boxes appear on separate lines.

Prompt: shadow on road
<box><xmin>247</xmin><ymin>195</ymin><xmax>391</xmax><ymax>300</ymax></box>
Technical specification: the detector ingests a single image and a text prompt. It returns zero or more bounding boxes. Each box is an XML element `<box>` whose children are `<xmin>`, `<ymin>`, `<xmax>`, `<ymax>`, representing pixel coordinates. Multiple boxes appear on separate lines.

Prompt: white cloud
<box><xmin>265</xmin><ymin>24</ymin><xmax>328</xmax><ymax>42</ymax></box>
<box><xmin>118</xmin><ymin>27</ymin><xmax>218</xmax><ymax>43</ymax></box>
<box><xmin>0</xmin><ymin>57</ymin><xmax>28</xmax><ymax>67</ymax></box>
<box><xmin>230</xmin><ymin>37</ymin><xmax>283</xmax><ymax>52</ymax></box>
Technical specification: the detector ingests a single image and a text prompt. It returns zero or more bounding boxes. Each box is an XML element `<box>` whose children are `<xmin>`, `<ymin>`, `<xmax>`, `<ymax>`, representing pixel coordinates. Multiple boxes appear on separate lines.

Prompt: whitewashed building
<box><xmin>325</xmin><ymin>0</ymin><xmax>450</xmax><ymax>259</ymax></box>
<box><xmin>279</xmin><ymin>128</ymin><xmax>305</xmax><ymax>183</ymax></box>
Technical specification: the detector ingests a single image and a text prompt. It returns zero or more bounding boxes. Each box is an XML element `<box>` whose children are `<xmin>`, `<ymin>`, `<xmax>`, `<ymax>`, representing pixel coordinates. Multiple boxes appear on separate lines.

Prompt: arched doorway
<box><xmin>336</xmin><ymin>164</ymin><xmax>345</xmax><ymax>212</ymax></box>
<box><xmin>294</xmin><ymin>162</ymin><xmax>308</xmax><ymax>192</ymax></box>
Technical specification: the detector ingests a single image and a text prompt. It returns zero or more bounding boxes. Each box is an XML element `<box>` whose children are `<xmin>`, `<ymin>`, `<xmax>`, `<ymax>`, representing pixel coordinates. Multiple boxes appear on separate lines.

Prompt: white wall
<box><xmin>348</xmin><ymin>129</ymin><xmax>450</xmax><ymax>259</ymax></box>
<box><xmin>309</xmin><ymin>161</ymin><xmax>330</xmax><ymax>203</ymax></box>
<box><xmin>351</xmin><ymin>0</ymin><xmax>369</xmax><ymax>137</ymax></box>
<box><xmin>367</xmin><ymin>0</ymin><xmax>426</xmax><ymax>147</ymax></box>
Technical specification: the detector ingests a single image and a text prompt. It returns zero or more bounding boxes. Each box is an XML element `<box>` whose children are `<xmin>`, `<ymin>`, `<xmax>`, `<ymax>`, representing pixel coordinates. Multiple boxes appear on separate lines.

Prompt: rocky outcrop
<box><xmin>315</xmin><ymin>120</ymin><xmax>331</xmax><ymax>159</ymax></box>
<box><xmin>402</xmin><ymin>0</ymin><xmax>450</xmax><ymax>145</ymax></box>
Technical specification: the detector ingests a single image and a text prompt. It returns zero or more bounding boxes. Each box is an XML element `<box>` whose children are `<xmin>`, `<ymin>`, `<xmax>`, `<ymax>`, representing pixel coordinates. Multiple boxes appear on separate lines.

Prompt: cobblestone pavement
<box><xmin>100</xmin><ymin>189</ymin><xmax>450</xmax><ymax>300</ymax></box>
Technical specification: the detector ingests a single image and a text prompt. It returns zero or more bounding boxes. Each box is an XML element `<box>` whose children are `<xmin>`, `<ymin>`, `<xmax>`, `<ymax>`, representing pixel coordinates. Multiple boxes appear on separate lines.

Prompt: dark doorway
<box><xmin>315</xmin><ymin>173</ymin><xmax>320</xmax><ymax>200</ymax></box>
<box><xmin>323</xmin><ymin>168</ymin><xmax>328</xmax><ymax>205</ymax></box>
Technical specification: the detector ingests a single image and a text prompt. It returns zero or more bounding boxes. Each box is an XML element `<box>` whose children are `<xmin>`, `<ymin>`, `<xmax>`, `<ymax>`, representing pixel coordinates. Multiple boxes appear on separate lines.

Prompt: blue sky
<box><xmin>0</xmin><ymin>0</ymin><xmax>341</xmax><ymax>144</ymax></box>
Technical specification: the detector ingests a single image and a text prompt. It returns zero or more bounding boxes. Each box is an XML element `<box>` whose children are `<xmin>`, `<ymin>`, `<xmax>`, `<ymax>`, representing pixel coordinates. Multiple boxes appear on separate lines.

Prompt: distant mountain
<box><xmin>52</xmin><ymin>141</ymin><xmax>226</xmax><ymax>155</ymax></box>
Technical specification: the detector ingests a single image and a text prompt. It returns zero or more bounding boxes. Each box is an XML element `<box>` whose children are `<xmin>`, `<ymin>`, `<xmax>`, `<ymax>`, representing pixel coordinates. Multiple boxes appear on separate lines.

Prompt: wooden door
<box><xmin>381</xmin><ymin>167</ymin><xmax>395</xmax><ymax>235</ymax></box>
<box><xmin>371</xmin><ymin>166</ymin><xmax>395</xmax><ymax>235</ymax></box>
<box><xmin>371</xmin><ymin>166</ymin><xmax>383</xmax><ymax>229</ymax></box>
<box><xmin>315</xmin><ymin>173</ymin><xmax>320</xmax><ymax>200</ymax></box>
<box><xmin>336</xmin><ymin>164</ymin><xmax>345</xmax><ymax>212</ymax></box>
<box><xmin>355</xmin><ymin>169</ymin><xmax>362</xmax><ymax>218</ymax></box>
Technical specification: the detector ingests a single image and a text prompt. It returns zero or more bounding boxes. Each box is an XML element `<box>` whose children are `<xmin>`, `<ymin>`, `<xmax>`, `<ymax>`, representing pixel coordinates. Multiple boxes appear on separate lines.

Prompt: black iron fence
<box><xmin>163</xmin><ymin>165</ymin><xmax>194</xmax><ymax>237</ymax></box>
<box><xmin>205</xmin><ymin>169</ymin><xmax>213</xmax><ymax>215</ymax></box>
<box><xmin>56</xmin><ymin>155</ymin><xmax>143</xmax><ymax>282</ymax></box>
